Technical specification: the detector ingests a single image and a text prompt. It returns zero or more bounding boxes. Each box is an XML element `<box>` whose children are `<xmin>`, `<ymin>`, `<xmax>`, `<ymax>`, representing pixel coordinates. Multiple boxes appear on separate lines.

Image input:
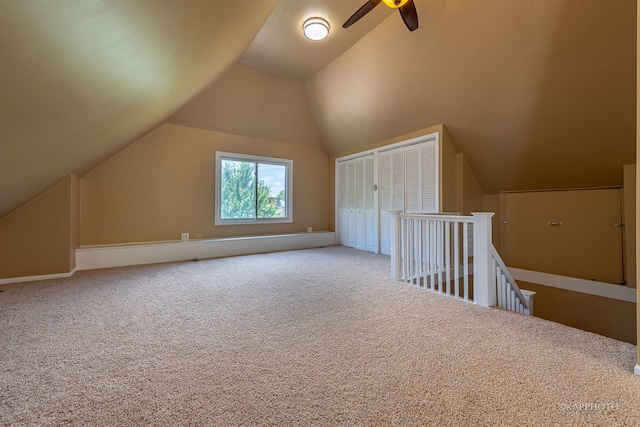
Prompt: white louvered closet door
<box><xmin>379</xmin><ymin>147</ymin><xmax>405</xmax><ymax>255</ymax></box>
<box><xmin>420</xmin><ymin>141</ymin><xmax>438</xmax><ymax>212</ymax></box>
<box><xmin>363</xmin><ymin>155</ymin><xmax>375</xmax><ymax>252</ymax></box>
<box><xmin>337</xmin><ymin>161</ymin><xmax>350</xmax><ymax>246</ymax></box>
<box><xmin>379</xmin><ymin>140</ymin><xmax>438</xmax><ymax>255</ymax></box>
<box><xmin>405</xmin><ymin>144</ymin><xmax>420</xmax><ymax>213</ymax></box>
<box><xmin>347</xmin><ymin>160</ymin><xmax>357</xmax><ymax>247</ymax></box>
<box><xmin>355</xmin><ymin>158</ymin><xmax>366</xmax><ymax>250</ymax></box>
<box><xmin>337</xmin><ymin>135</ymin><xmax>439</xmax><ymax>256</ymax></box>
<box><xmin>337</xmin><ymin>154</ymin><xmax>375</xmax><ymax>252</ymax></box>
<box><xmin>405</xmin><ymin>141</ymin><xmax>438</xmax><ymax>213</ymax></box>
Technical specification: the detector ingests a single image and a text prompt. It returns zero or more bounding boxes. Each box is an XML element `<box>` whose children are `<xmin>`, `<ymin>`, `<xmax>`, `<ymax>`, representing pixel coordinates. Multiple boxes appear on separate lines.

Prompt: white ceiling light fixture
<box><xmin>303</xmin><ymin>17</ymin><xmax>330</xmax><ymax>41</ymax></box>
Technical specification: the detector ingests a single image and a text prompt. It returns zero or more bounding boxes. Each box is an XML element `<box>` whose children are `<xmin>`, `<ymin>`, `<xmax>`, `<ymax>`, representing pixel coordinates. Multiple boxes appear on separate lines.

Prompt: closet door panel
<box><xmin>392</xmin><ymin>149</ymin><xmax>405</xmax><ymax>211</ymax></box>
<box><xmin>355</xmin><ymin>158</ymin><xmax>366</xmax><ymax>250</ymax></box>
<box><xmin>379</xmin><ymin>148</ymin><xmax>404</xmax><ymax>255</ymax></box>
<box><xmin>337</xmin><ymin>155</ymin><xmax>375</xmax><ymax>252</ymax></box>
<box><xmin>364</xmin><ymin>156</ymin><xmax>375</xmax><ymax>252</ymax></box>
<box><xmin>405</xmin><ymin>145</ymin><xmax>420</xmax><ymax>213</ymax></box>
<box><xmin>420</xmin><ymin>141</ymin><xmax>438</xmax><ymax>212</ymax></box>
<box><xmin>337</xmin><ymin>162</ymin><xmax>350</xmax><ymax>246</ymax></box>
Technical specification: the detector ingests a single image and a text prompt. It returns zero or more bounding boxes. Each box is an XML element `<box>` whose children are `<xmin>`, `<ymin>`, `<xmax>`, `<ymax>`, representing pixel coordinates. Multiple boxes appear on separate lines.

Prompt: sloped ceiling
<box><xmin>0</xmin><ymin>0</ymin><xmax>636</xmax><ymax>217</ymax></box>
<box><xmin>241</xmin><ymin>0</ymin><xmax>393</xmax><ymax>80</ymax></box>
<box><xmin>0</xmin><ymin>0</ymin><xmax>277</xmax><ymax>217</ymax></box>
<box><xmin>306</xmin><ymin>0</ymin><xmax>636</xmax><ymax>193</ymax></box>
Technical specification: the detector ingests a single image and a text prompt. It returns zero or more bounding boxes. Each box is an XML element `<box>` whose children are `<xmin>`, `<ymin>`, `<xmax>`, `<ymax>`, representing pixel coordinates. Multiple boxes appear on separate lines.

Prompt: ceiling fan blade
<box><xmin>399</xmin><ymin>0</ymin><xmax>419</xmax><ymax>31</ymax></box>
<box><xmin>343</xmin><ymin>0</ymin><xmax>382</xmax><ymax>28</ymax></box>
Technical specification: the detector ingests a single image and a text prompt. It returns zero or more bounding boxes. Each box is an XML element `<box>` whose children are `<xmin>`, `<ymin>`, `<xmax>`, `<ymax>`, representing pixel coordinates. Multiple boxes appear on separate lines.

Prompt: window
<box><xmin>215</xmin><ymin>152</ymin><xmax>293</xmax><ymax>225</ymax></box>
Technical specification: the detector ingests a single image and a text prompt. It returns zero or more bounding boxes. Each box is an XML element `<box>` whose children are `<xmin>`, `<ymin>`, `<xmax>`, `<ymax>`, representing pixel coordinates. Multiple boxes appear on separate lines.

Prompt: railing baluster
<box><xmin>429</xmin><ymin>220</ymin><xmax>436</xmax><ymax>290</ymax></box>
<box><xmin>437</xmin><ymin>220</ymin><xmax>443</xmax><ymax>293</ymax></box>
<box><xmin>422</xmin><ymin>219</ymin><xmax>427</xmax><ymax>288</ymax></box>
<box><xmin>463</xmin><ymin>222</ymin><xmax>469</xmax><ymax>301</ymax></box>
<box><xmin>407</xmin><ymin>219</ymin><xmax>412</xmax><ymax>284</ymax></box>
<box><xmin>453</xmin><ymin>222</ymin><xmax>460</xmax><ymax>298</ymax></box>
<box><xmin>407</xmin><ymin>220</ymin><xmax>416</xmax><ymax>284</ymax></box>
<box><xmin>424</xmin><ymin>220</ymin><xmax>429</xmax><ymax>287</ymax></box>
<box><xmin>496</xmin><ymin>266</ymin><xmax>502</xmax><ymax>308</ymax></box>
<box><xmin>496</xmin><ymin>266</ymin><xmax>509</xmax><ymax>308</ymax></box>
<box><xmin>445</xmin><ymin>221</ymin><xmax>451</xmax><ymax>295</ymax></box>
<box><xmin>416</xmin><ymin>219</ymin><xmax>423</xmax><ymax>286</ymax></box>
<box><xmin>402</xmin><ymin>218</ymin><xmax>408</xmax><ymax>282</ymax></box>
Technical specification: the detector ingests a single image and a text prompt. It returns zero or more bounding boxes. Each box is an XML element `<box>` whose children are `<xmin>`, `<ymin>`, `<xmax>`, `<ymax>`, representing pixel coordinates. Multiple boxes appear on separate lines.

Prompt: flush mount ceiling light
<box><xmin>303</xmin><ymin>17</ymin><xmax>330</xmax><ymax>41</ymax></box>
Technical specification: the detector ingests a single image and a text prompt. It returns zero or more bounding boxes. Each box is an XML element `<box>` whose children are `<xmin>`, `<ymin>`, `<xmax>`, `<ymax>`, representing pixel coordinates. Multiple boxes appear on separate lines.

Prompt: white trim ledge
<box><xmin>0</xmin><ymin>268</ymin><xmax>78</xmax><ymax>286</ymax></box>
<box><xmin>635</xmin><ymin>364</ymin><xmax>640</xmax><ymax>376</ymax></box>
<box><xmin>508</xmin><ymin>267</ymin><xmax>636</xmax><ymax>303</ymax></box>
<box><xmin>76</xmin><ymin>232</ymin><xmax>337</xmax><ymax>271</ymax></box>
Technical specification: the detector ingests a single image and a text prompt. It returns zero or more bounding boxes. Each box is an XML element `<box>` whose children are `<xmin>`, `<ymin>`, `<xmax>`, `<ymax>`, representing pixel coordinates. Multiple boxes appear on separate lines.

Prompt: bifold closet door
<box><xmin>404</xmin><ymin>142</ymin><xmax>438</xmax><ymax>213</ymax></box>
<box><xmin>339</xmin><ymin>138</ymin><xmax>439</xmax><ymax>255</ymax></box>
<box><xmin>337</xmin><ymin>155</ymin><xmax>375</xmax><ymax>252</ymax></box>
<box><xmin>337</xmin><ymin>161</ymin><xmax>351</xmax><ymax>247</ymax></box>
<box><xmin>379</xmin><ymin>148</ymin><xmax>405</xmax><ymax>255</ymax></box>
<box><xmin>355</xmin><ymin>155</ymin><xmax>375</xmax><ymax>251</ymax></box>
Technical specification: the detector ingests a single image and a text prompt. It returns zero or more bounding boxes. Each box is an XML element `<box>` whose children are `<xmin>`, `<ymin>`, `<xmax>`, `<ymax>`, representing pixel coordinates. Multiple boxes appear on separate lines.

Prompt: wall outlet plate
<box><xmin>181</xmin><ymin>233</ymin><xmax>189</xmax><ymax>241</ymax></box>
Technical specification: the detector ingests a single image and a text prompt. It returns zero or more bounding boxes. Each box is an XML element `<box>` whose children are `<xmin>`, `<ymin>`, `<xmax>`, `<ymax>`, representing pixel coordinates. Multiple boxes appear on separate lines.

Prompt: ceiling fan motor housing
<box><xmin>382</xmin><ymin>0</ymin><xmax>409</xmax><ymax>8</ymax></box>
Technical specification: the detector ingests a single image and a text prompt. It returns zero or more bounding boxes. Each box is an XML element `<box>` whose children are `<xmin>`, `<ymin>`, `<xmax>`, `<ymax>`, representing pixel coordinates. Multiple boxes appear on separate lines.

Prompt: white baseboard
<box><xmin>76</xmin><ymin>232</ymin><xmax>336</xmax><ymax>270</ymax></box>
<box><xmin>508</xmin><ymin>267</ymin><xmax>637</xmax><ymax>303</ymax></box>
<box><xmin>0</xmin><ymin>267</ymin><xmax>78</xmax><ymax>286</ymax></box>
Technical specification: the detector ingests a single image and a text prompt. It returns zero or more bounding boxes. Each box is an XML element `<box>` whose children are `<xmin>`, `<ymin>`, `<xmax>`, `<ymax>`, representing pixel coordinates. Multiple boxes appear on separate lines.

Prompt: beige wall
<box><xmin>69</xmin><ymin>175</ymin><xmax>80</xmax><ymax>271</ymax></box>
<box><xmin>460</xmin><ymin>155</ymin><xmax>484</xmax><ymax>215</ymax></box>
<box><xmin>80</xmin><ymin>61</ymin><xmax>328</xmax><ymax>246</ymax></box>
<box><xmin>519</xmin><ymin>281</ymin><xmax>636</xmax><ymax>344</ymax></box>
<box><xmin>168</xmin><ymin>63</ymin><xmax>319</xmax><ymax>147</ymax></box>
<box><xmin>440</xmin><ymin>127</ymin><xmax>459</xmax><ymax>213</ymax></box>
<box><xmin>636</xmin><ymin>0</ymin><xmax>639</xmax><ymax>368</ymax></box>
<box><xmin>81</xmin><ymin>124</ymin><xmax>329</xmax><ymax>245</ymax></box>
<box><xmin>0</xmin><ymin>175</ymin><xmax>79</xmax><ymax>279</ymax></box>
<box><xmin>493</xmin><ymin>179</ymin><xmax>636</xmax><ymax>281</ymax></box>
<box><xmin>484</xmin><ymin>194</ymin><xmax>501</xmax><ymax>250</ymax></box>
<box><xmin>623</xmin><ymin>164</ymin><xmax>637</xmax><ymax>288</ymax></box>
<box><xmin>499</xmin><ymin>188</ymin><xmax>625</xmax><ymax>283</ymax></box>
<box><xmin>453</xmin><ymin>150</ymin><xmax>484</xmax><ymax>216</ymax></box>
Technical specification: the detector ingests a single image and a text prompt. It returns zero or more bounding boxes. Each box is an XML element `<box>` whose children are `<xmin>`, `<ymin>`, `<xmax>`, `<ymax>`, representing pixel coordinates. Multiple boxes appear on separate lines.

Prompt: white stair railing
<box><xmin>491</xmin><ymin>245</ymin><xmax>535</xmax><ymax>315</ymax></box>
<box><xmin>390</xmin><ymin>211</ymin><xmax>534</xmax><ymax>315</ymax></box>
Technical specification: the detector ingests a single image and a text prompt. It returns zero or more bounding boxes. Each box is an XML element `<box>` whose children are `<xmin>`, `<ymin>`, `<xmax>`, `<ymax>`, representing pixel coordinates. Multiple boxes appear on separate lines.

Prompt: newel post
<box><xmin>472</xmin><ymin>212</ymin><xmax>496</xmax><ymax>307</ymax></box>
<box><xmin>389</xmin><ymin>210</ymin><xmax>403</xmax><ymax>280</ymax></box>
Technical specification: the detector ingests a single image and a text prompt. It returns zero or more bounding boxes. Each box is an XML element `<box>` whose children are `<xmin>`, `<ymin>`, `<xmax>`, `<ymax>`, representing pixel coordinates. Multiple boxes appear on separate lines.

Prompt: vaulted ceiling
<box><xmin>305</xmin><ymin>0</ymin><xmax>637</xmax><ymax>193</ymax></box>
<box><xmin>0</xmin><ymin>0</ymin><xmax>279</xmax><ymax>217</ymax></box>
<box><xmin>0</xmin><ymin>0</ymin><xmax>636</xmax><ymax>217</ymax></box>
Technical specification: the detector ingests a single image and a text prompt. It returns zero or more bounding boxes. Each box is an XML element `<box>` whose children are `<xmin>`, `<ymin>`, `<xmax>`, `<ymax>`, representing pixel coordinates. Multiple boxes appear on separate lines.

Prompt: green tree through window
<box><xmin>217</xmin><ymin>154</ymin><xmax>291</xmax><ymax>223</ymax></box>
<box><xmin>220</xmin><ymin>160</ymin><xmax>255</xmax><ymax>219</ymax></box>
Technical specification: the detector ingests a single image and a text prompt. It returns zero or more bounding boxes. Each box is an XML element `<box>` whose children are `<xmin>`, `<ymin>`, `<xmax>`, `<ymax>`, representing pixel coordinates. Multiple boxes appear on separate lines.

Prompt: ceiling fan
<box><xmin>343</xmin><ymin>0</ymin><xmax>419</xmax><ymax>32</ymax></box>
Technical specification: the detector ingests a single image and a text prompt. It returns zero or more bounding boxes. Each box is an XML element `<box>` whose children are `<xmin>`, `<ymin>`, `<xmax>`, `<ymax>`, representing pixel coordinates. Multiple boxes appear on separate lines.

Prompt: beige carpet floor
<box><xmin>0</xmin><ymin>246</ymin><xmax>638</xmax><ymax>426</ymax></box>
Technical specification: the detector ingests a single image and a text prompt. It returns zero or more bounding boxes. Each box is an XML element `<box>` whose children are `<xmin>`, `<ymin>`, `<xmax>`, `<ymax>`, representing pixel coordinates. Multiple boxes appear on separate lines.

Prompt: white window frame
<box><xmin>215</xmin><ymin>151</ymin><xmax>293</xmax><ymax>225</ymax></box>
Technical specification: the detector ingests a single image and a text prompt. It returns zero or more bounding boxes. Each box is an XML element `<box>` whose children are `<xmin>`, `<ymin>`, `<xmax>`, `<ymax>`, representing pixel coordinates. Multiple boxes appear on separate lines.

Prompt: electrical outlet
<box><xmin>307</xmin><ymin>227</ymin><xmax>313</xmax><ymax>233</ymax></box>
<box><xmin>181</xmin><ymin>233</ymin><xmax>189</xmax><ymax>241</ymax></box>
